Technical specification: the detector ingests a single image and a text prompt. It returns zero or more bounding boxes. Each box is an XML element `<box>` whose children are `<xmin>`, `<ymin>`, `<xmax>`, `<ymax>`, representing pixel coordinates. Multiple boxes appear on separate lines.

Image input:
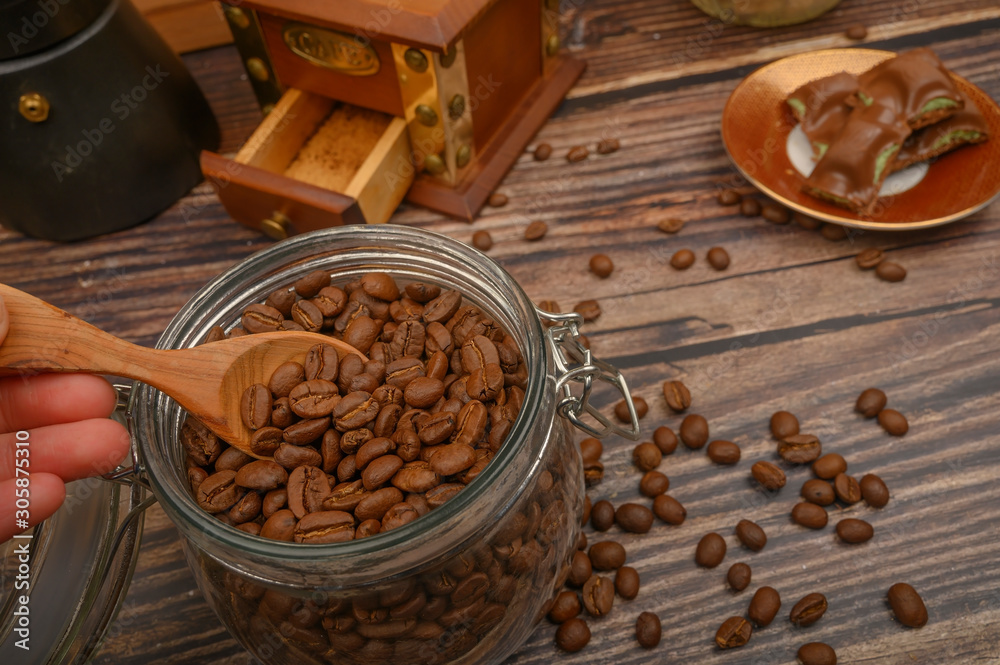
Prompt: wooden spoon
<box><xmin>0</xmin><ymin>283</ymin><xmax>366</xmax><ymax>458</ymax></box>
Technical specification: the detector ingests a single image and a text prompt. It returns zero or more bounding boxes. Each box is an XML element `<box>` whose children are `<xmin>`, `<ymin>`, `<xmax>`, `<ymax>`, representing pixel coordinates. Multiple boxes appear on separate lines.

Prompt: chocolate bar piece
<box><xmin>850</xmin><ymin>48</ymin><xmax>964</xmax><ymax>130</ymax></box>
<box><xmin>803</xmin><ymin>103</ymin><xmax>911</xmax><ymax>213</ymax></box>
<box><xmin>892</xmin><ymin>93</ymin><xmax>990</xmax><ymax>170</ymax></box>
<box><xmin>787</xmin><ymin>72</ymin><xmax>858</xmax><ymax>159</ymax></box>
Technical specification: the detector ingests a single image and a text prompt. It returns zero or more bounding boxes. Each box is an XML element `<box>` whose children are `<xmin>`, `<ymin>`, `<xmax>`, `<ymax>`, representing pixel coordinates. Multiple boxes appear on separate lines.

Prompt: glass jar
<box><xmin>130</xmin><ymin>226</ymin><xmax>637</xmax><ymax>665</ymax></box>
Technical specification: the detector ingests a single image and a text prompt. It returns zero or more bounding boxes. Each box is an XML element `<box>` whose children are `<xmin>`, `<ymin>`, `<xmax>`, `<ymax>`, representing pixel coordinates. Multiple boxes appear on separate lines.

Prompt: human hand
<box><xmin>0</xmin><ymin>294</ymin><xmax>131</xmax><ymax>542</ymax></box>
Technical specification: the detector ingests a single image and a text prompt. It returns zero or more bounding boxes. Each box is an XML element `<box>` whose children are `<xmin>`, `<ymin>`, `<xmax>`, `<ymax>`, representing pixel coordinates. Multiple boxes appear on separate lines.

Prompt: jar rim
<box><xmin>132</xmin><ymin>226</ymin><xmax>551</xmax><ymax>571</ymax></box>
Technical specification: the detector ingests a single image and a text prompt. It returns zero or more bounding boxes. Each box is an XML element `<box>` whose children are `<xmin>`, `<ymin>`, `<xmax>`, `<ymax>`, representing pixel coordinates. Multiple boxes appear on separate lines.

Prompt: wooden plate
<box><xmin>721</xmin><ymin>48</ymin><xmax>1000</xmax><ymax>230</ymax></box>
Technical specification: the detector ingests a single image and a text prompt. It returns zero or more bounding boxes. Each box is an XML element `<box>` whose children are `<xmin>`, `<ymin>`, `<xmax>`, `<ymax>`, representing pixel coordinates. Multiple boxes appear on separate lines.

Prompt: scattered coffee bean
<box><xmin>525</xmin><ymin>221</ymin><xmax>548</xmax><ymax>241</ymax></box>
<box><xmin>715</xmin><ymin>616</ymin><xmax>752</xmax><ymax>648</ymax></box>
<box><xmin>812</xmin><ymin>453</ymin><xmax>847</xmax><ymax>480</ymax></box>
<box><xmin>695</xmin><ymin>532</ymin><xmax>727</xmax><ymax>568</ymax></box>
<box><xmin>574</xmin><ymin>299</ymin><xmax>601</xmax><ymax>321</ymax></box>
<box><xmin>471</xmin><ymin>230</ymin><xmax>493</xmax><ymax>251</ymax></box>
<box><xmin>635</xmin><ymin>611</ymin><xmax>661</xmax><ymax>648</ymax></box>
<box><xmin>555</xmin><ymin>617</ymin><xmax>590</xmax><ymax>652</ymax></box>
<box><xmin>658</xmin><ymin>218</ymin><xmax>685</xmax><ymax>234</ymax></box>
<box><xmin>633</xmin><ymin>442</ymin><xmax>662</xmax><ymax>471</ymax></box>
<box><xmin>653</xmin><ymin>426</ymin><xmax>679</xmax><ymax>454</ymax></box>
<box><xmin>652</xmin><ymin>494</ymin><xmax>687</xmax><ymax>525</ymax></box>
<box><xmin>791</xmin><ymin>502</ymin><xmax>829</xmax><ymax>529</ymax></box>
<box><xmin>820</xmin><ymin>223</ymin><xmax>847</xmax><ymax>241</ymax></box>
<box><xmin>836</xmin><ymin>518</ymin><xmax>874</xmax><ymax>543</ymax></box>
<box><xmin>779</xmin><ymin>433</ymin><xmax>822</xmax><ymax>463</ymax></box>
<box><xmin>640</xmin><ymin>470</ymin><xmax>670</xmax><ymax>497</ymax></box>
<box><xmin>707</xmin><ymin>247</ymin><xmax>731</xmax><ymax>270</ymax></box>
<box><xmin>580</xmin><ymin>437</ymin><xmax>603</xmax><ymax>465</ymax></box>
<box><xmin>878</xmin><ymin>408</ymin><xmax>908</xmax><ymax>436</ymax></box>
<box><xmin>770</xmin><ymin>410</ymin><xmax>800</xmax><ymax>439</ymax></box>
<box><xmin>762</xmin><ymin>203</ymin><xmax>791</xmax><ymax>224</ymax></box>
<box><xmin>876</xmin><ymin>261</ymin><xmax>906</xmax><ymax>282</ymax></box>
<box><xmin>566</xmin><ymin>145</ymin><xmax>589</xmax><ymax>162</ymax></box>
<box><xmin>740</xmin><ymin>198</ymin><xmax>762</xmax><ymax>217</ymax></box>
<box><xmin>568</xmin><ymin>550</ymin><xmax>593</xmax><ymax>587</ymax></box>
<box><xmin>860</xmin><ymin>473</ymin><xmax>890</xmax><ymax>508</ymax></box>
<box><xmin>798</xmin><ymin>642</ymin><xmax>838</xmax><ymax>665</ymax></box>
<box><xmin>856</xmin><ymin>387</ymin><xmax>888</xmax><ymax>417</ymax></box>
<box><xmin>591</xmin><ymin>500</ymin><xmax>615</xmax><ymax>531</ymax></box>
<box><xmin>549</xmin><ymin>590</ymin><xmax>581</xmax><ymax>623</ymax></box>
<box><xmin>833</xmin><ymin>473</ymin><xmax>862</xmax><ymax>504</ymax></box>
<box><xmin>680</xmin><ymin>414</ymin><xmax>709</xmax><ymax>449</ymax></box>
<box><xmin>615</xmin><ymin>566</ymin><xmax>640</xmax><ymax>599</ymax></box>
<box><xmin>846</xmin><ymin>23</ymin><xmax>868</xmax><ymax>40</ymax></box>
<box><xmin>707</xmin><ymin>440</ymin><xmax>741</xmax><ymax>465</ymax></box>
<box><xmin>581</xmin><ymin>574</ymin><xmax>615</xmax><ymax>616</ymax></box>
<box><xmin>662</xmin><ymin>380</ymin><xmax>692</xmax><ymax>412</ymax></box>
<box><xmin>616</xmin><ymin>503</ymin><xmax>655</xmax><ymax>534</ymax></box>
<box><xmin>727</xmin><ymin>562</ymin><xmax>752</xmax><ymax>591</ymax></box>
<box><xmin>887</xmin><ymin>582</ymin><xmax>928</xmax><ymax>628</ymax></box>
<box><xmin>718</xmin><ymin>189</ymin><xmax>742</xmax><ymax>205</ymax></box>
<box><xmin>671</xmin><ymin>249</ymin><xmax>696</xmax><ymax>270</ymax></box>
<box><xmin>488</xmin><ymin>192</ymin><xmax>508</xmax><ymax>207</ymax></box>
<box><xmin>752</xmin><ymin>460</ymin><xmax>787</xmax><ymax>491</ymax></box>
<box><xmin>856</xmin><ymin>248</ymin><xmax>884</xmax><ymax>269</ymax></box>
<box><xmin>801</xmin><ymin>479</ymin><xmax>836</xmax><ymax>506</ymax></box>
<box><xmin>795</xmin><ymin>212</ymin><xmax>822</xmax><ymax>230</ymax></box>
<box><xmin>590</xmin><ymin>541</ymin><xmax>627</xmax><ymax>570</ymax></box>
<box><xmin>596</xmin><ymin>138</ymin><xmax>620</xmax><ymax>154</ymax></box>
<box><xmin>790</xmin><ymin>593</ymin><xmax>828</xmax><ymax>626</ymax></box>
<box><xmin>534</xmin><ymin>143</ymin><xmax>552</xmax><ymax>161</ymax></box>
<box><xmin>735</xmin><ymin>519</ymin><xmax>767</xmax><ymax>552</ymax></box>
<box><xmin>748</xmin><ymin>586</ymin><xmax>782</xmax><ymax>627</ymax></box>
<box><xmin>589</xmin><ymin>254</ymin><xmax>614</xmax><ymax>278</ymax></box>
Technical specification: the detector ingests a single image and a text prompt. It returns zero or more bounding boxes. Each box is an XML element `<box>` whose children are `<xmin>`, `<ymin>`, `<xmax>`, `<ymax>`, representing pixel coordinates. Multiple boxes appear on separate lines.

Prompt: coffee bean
<box><xmin>715</xmin><ymin>616</ymin><xmax>752</xmax><ymax>648</ymax></box>
<box><xmin>616</xmin><ymin>395</ymin><xmax>648</xmax><ymax>422</ymax></box>
<box><xmin>579</xmin><ymin>437</ymin><xmax>602</xmax><ymax>464</ymax></box>
<box><xmin>717</xmin><ymin>189</ymin><xmax>742</xmax><ymax>205</ymax></box>
<box><xmin>289</xmin><ymin>379</ymin><xmax>339</xmax><ymax>419</ymax></box>
<box><xmin>589</xmin><ymin>254</ymin><xmax>614</xmax><ymax>278</ymax></box>
<box><xmin>887</xmin><ymin>582</ymin><xmax>928</xmax><ymax>628</ymax></box>
<box><xmin>860</xmin><ymin>473</ymin><xmax>890</xmax><ymax>508</ymax></box>
<box><xmin>762</xmin><ymin>203</ymin><xmax>791</xmax><ymax>224</ymax></box>
<box><xmin>566</xmin><ymin>145</ymin><xmax>589</xmax><ymax>162</ymax></box>
<box><xmin>695</xmin><ymin>532</ymin><xmax>726</xmax><ymax>568</ymax></box>
<box><xmin>616</xmin><ymin>503</ymin><xmax>654</xmax><ymax>533</ymax></box>
<box><xmin>241</xmin><ymin>303</ymin><xmax>283</xmax><ymax>333</ymax></box>
<box><xmin>534</xmin><ymin>143</ymin><xmax>552</xmax><ymax>161</ymax></box>
<box><xmin>568</xmin><ymin>550</ymin><xmax>593</xmax><ymax>587</ymax></box>
<box><xmin>404</xmin><ymin>376</ymin><xmax>445</xmax><ymax>408</ymax></box>
<box><xmin>779</xmin><ymin>433</ymin><xmax>822</xmax><ymax>463</ymax></box>
<box><xmin>633</xmin><ymin>441</ymin><xmax>662</xmax><ymax>471</ymax></box>
<box><xmin>548</xmin><ymin>590</ymin><xmax>581</xmax><ymax>623</ymax></box>
<box><xmin>635</xmin><ymin>611</ymin><xmax>661</xmax><ymax>648</ymax></box>
<box><xmin>235</xmin><ymin>460</ymin><xmax>288</xmax><ymax>491</ymax></box>
<box><xmin>707</xmin><ymin>247</ymin><xmax>730</xmax><ymax>270</ymax></box>
<box><xmin>260</xmin><ymin>509</ymin><xmax>296</xmax><ymax>541</ymax></box>
<box><xmin>680</xmin><ymin>414</ymin><xmax>709</xmax><ymax>449</ymax></box>
<box><xmin>833</xmin><ymin>473</ymin><xmax>862</xmax><ymax>504</ymax></box>
<box><xmin>596</xmin><ymin>138</ymin><xmax>620</xmax><ymax>154</ymax></box>
<box><xmin>487</xmin><ymin>192</ymin><xmax>508</xmax><ymax>207</ymax></box>
<box><xmin>740</xmin><ymin>198</ymin><xmax>761</xmax><ymax>217</ymax></box>
<box><xmin>196</xmin><ymin>470</ymin><xmax>241</xmax><ymax>513</ymax></box>
<box><xmin>215</xmin><ymin>446</ymin><xmax>253</xmax><ymax>472</ymax></box>
<box><xmin>240</xmin><ymin>383</ymin><xmax>272</xmax><ymax>431</ymax></box>
<box><xmin>180</xmin><ymin>418</ymin><xmax>222</xmax><ymax>466</ymax></box>
<box><xmin>770</xmin><ymin>410</ymin><xmax>800</xmax><ymax>439</ymax></box>
<box><xmin>555</xmin><ymin>617</ymin><xmax>590</xmax><ymax>652</ymax></box>
<box><xmin>524</xmin><ymin>221</ymin><xmax>548</xmax><ymax>241</ymax></box>
<box><xmin>812</xmin><ymin>453</ymin><xmax>847</xmax><ymax>480</ymax></box>
<box><xmin>573</xmin><ymin>299</ymin><xmax>601</xmax><ymax>321</ymax></box>
<box><xmin>615</xmin><ymin>566</ymin><xmax>640</xmax><ymax>599</ymax></box>
<box><xmin>734</xmin><ymin>519</ymin><xmax>767</xmax><ymax>552</ymax></box>
<box><xmin>791</xmin><ymin>502</ymin><xmax>828</xmax><ymax>529</ymax></box>
<box><xmin>876</xmin><ymin>261</ymin><xmax>906</xmax><ymax>282</ymax></box>
<box><xmin>293</xmin><ymin>270</ymin><xmax>330</xmax><ymax>299</ymax></box>
<box><xmin>662</xmin><ymin>380</ymin><xmax>691</xmax><ymax>412</ymax></box>
<box><xmin>855</xmin><ymin>387</ymin><xmax>887</xmax><ymax>417</ymax></box>
<box><xmin>727</xmin><ymin>562</ymin><xmax>752</xmax><ymax>591</ymax></box>
<box><xmin>670</xmin><ymin>249</ymin><xmax>696</xmax><ymax>270</ymax></box>
<box><xmin>796</xmin><ymin>212</ymin><xmax>822</xmax><ymax>229</ymax></box>
<box><xmin>652</xmin><ymin>494</ymin><xmax>686</xmax><ymax>525</ymax></box>
<box><xmin>856</xmin><ymin>248</ymin><xmax>884</xmax><ymax>269</ymax></box>
<box><xmin>846</xmin><ymin>23</ymin><xmax>868</xmax><ymax>39</ymax></box>
<box><xmin>291</xmin><ymin>298</ymin><xmax>324</xmax><ymax>332</ymax></box>
<box><xmin>748</xmin><ymin>586</ymin><xmax>781</xmax><ymax>627</ymax></box>
<box><xmin>589</xmin><ymin>541</ymin><xmax>627</xmax><ymax>570</ymax></box>
<box><xmin>581</xmin><ymin>575</ymin><xmax>614</xmax><ymax>617</ymax></box>
<box><xmin>836</xmin><ymin>518</ymin><xmax>873</xmax><ymax>543</ymax></box>
<box><xmin>801</xmin><ymin>479</ymin><xmax>835</xmax><ymax>506</ymax></box>
<box><xmin>472</xmin><ymin>230</ymin><xmax>493</xmax><ymax>251</ymax></box>
<box><xmin>658</xmin><ymin>218</ymin><xmax>684</xmax><ymax>234</ymax></box>
<box><xmin>878</xmin><ymin>408</ymin><xmax>908</xmax><ymax>436</ymax></box>
<box><xmin>707</xmin><ymin>440</ymin><xmax>741</xmax><ymax>465</ymax></box>
<box><xmin>640</xmin><ymin>470</ymin><xmax>670</xmax><ymax>497</ymax></box>
<box><xmin>790</xmin><ymin>593</ymin><xmax>828</xmax><ymax>626</ymax></box>
<box><xmin>820</xmin><ymin>223</ymin><xmax>847</xmax><ymax>241</ymax></box>
<box><xmin>798</xmin><ymin>642</ymin><xmax>838</xmax><ymax>665</ymax></box>
<box><xmin>250</xmin><ymin>426</ymin><xmax>284</xmax><ymax>456</ymax></box>
<box><xmin>751</xmin><ymin>460</ymin><xmax>786</xmax><ymax>491</ymax></box>
<box><xmin>591</xmin><ymin>500</ymin><xmax>615</xmax><ymax>531</ymax></box>
<box><xmin>653</xmin><ymin>426</ymin><xmax>678</xmax><ymax>454</ymax></box>
<box><xmin>264</xmin><ymin>288</ymin><xmax>296</xmax><ymax>317</ymax></box>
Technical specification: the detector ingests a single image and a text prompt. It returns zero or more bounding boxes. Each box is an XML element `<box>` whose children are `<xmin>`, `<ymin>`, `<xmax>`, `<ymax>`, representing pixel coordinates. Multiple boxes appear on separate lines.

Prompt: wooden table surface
<box><xmin>4</xmin><ymin>1</ymin><xmax>1000</xmax><ymax>663</ymax></box>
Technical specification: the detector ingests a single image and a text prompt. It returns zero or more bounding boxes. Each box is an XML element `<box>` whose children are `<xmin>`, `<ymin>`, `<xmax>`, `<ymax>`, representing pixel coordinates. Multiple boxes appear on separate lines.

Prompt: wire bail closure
<box><xmin>539</xmin><ymin>309</ymin><xmax>641</xmax><ymax>441</ymax></box>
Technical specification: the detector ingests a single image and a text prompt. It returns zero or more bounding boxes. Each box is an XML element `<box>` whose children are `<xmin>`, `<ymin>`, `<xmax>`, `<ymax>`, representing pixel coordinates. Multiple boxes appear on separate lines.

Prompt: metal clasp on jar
<box><xmin>538</xmin><ymin>309</ymin><xmax>641</xmax><ymax>440</ymax></box>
